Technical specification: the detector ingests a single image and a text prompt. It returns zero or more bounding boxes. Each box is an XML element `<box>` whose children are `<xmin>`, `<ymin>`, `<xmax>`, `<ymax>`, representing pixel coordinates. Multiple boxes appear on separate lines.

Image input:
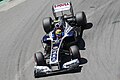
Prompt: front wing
<box><xmin>34</xmin><ymin>59</ymin><xmax>80</xmax><ymax>78</ymax></box>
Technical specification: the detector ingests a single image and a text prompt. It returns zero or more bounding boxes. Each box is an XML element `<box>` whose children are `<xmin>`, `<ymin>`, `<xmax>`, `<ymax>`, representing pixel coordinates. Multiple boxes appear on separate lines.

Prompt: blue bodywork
<box><xmin>42</xmin><ymin>31</ymin><xmax>74</xmax><ymax>43</ymax></box>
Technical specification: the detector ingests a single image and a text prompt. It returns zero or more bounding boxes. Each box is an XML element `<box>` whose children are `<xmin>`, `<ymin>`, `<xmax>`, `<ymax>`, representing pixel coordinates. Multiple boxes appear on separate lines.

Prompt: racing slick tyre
<box><xmin>42</xmin><ymin>17</ymin><xmax>52</xmax><ymax>34</ymax></box>
<box><xmin>69</xmin><ymin>45</ymin><xmax>81</xmax><ymax>61</ymax></box>
<box><xmin>75</xmin><ymin>11</ymin><xmax>87</xmax><ymax>28</ymax></box>
<box><xmin>34</xmin><ymin>52</ymin><xmax>46</xmax><ymax>66</ymax></box>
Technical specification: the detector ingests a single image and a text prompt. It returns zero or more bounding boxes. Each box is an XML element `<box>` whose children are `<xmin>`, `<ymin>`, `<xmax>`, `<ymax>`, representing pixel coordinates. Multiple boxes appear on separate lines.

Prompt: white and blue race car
<box><xmin>34</xmin><ymin>2</ymin><xmax>89</xmax><ymax>78</ymax></box>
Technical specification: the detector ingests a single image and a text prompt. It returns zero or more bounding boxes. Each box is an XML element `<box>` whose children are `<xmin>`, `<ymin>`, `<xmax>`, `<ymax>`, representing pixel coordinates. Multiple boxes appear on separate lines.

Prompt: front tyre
<box><xmin>34</xmin><ymin>52</ymin><xmax>46</xmax><ymax>66</ymax></box>
<box><xmin>69</xmin><ymin>45</ymin><xmax>81</xmax><ymax>61</ymax></box>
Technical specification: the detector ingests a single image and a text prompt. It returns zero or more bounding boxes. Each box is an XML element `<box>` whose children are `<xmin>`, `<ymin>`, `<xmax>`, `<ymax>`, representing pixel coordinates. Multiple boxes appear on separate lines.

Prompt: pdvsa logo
<box><xmin>54</xmin><ymin>3</ymin><xmax>70</xmax><ymax>8</ymax></box>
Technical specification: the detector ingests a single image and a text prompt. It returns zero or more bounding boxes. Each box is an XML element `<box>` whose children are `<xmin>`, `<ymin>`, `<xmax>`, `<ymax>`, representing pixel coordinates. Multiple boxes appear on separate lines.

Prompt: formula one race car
<box><xmin>34</xmin><ymin>2</ymin><xmax>88</xmax><ymax>78</ymax></box>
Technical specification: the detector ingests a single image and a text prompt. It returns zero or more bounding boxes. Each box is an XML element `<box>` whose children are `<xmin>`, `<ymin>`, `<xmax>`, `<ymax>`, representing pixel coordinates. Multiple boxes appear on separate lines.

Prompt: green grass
<box><xmin>0</xmin><ymin>0</ymin><xmax>9</xmax><ymax>6</ymax></box>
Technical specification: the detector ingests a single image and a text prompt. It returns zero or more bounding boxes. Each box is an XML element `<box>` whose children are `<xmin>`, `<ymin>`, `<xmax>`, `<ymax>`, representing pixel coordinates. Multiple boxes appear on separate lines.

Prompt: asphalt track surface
<box><xmin>0</xmin><ymin>0</ymin><xmax>120</xmax><ymax>80</ymax></box>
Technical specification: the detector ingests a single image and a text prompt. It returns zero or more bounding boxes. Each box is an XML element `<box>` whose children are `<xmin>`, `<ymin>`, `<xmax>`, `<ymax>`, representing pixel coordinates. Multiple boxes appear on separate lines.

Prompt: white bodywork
<box><xmin>34</xmin><ymin>66</ymin><xmax>52</xmax><ymax>73</ymax></box>
<box><xmin>63</xmin><ymin>59</ymin><xmax>79</xmax><ymax>68</ymax></box>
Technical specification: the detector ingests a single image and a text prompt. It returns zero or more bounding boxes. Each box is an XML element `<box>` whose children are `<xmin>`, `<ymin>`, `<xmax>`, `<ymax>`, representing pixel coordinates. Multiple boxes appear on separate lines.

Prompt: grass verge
<box><xmin>0</xmin><ymin>0</ymin><xmax>9</xmax><ymax>6</ymax></box>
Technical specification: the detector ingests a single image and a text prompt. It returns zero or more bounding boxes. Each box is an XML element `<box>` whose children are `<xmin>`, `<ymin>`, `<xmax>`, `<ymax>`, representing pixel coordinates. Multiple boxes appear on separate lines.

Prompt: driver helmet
<box><xmin>55</xmin><ymin>28</ymin><xmax>62</xmax><ymax>38</ymax></box>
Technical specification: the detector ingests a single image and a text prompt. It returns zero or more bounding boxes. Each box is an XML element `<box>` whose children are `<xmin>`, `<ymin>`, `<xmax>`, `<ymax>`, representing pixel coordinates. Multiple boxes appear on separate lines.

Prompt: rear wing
<box><xmin>52</xmin><ymin>2</ymin><xmax>74</xmax><ymax>18</ymax></box>
<box><xmin>53</xmin><ymin>2</ymin><xmax>71</xmax><ymax>12</ymax></box>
